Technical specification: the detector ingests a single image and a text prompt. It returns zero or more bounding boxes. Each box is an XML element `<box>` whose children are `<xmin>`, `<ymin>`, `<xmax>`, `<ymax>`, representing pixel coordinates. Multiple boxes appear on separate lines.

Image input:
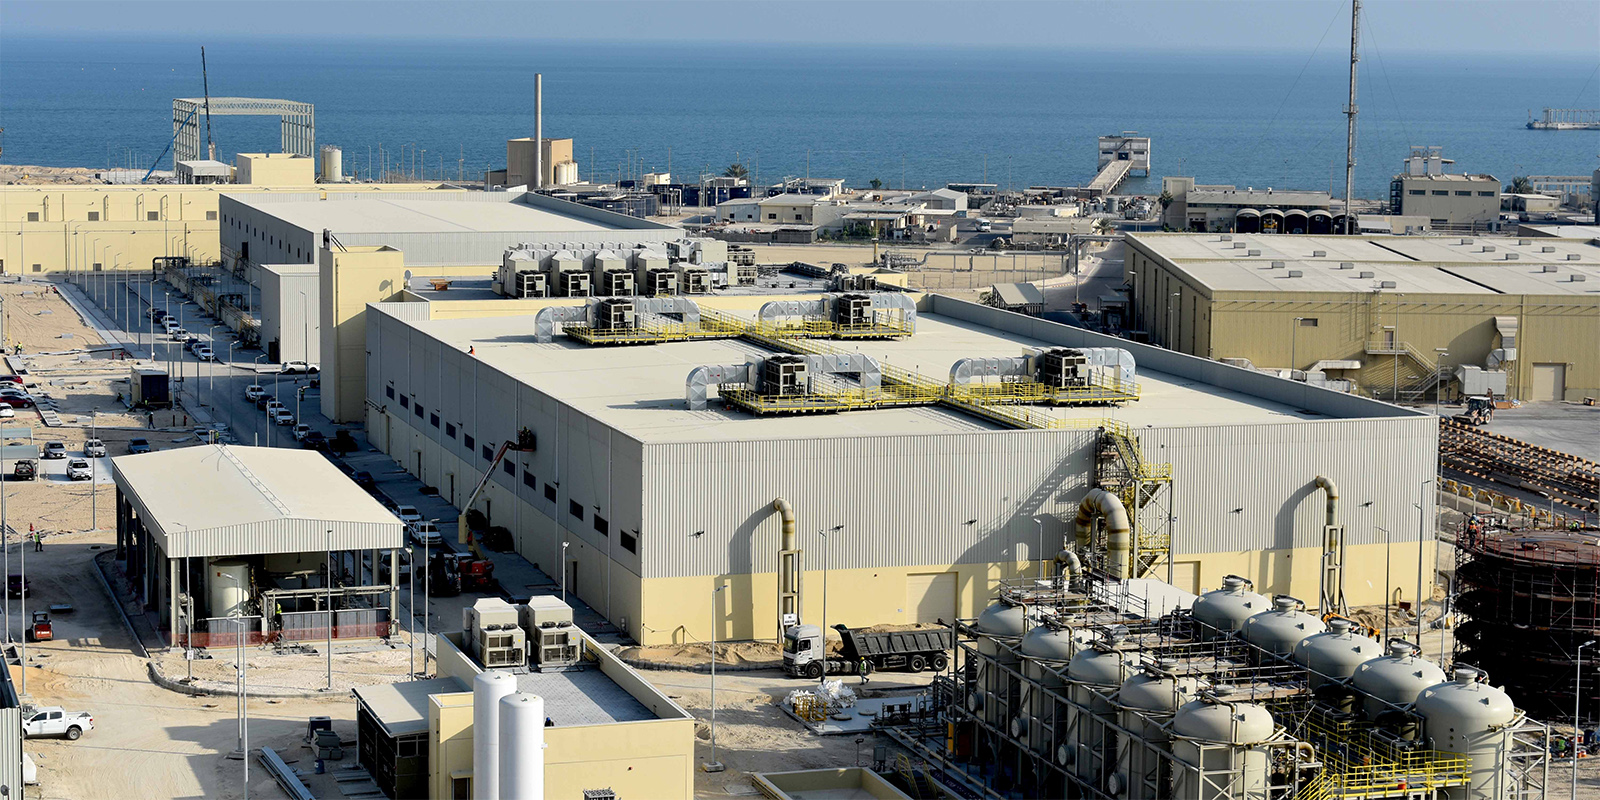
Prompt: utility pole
<box><xmin>1343</xmin><ymin>0</ymin><xmax>1361</xmax><ymax>235</ymax></box>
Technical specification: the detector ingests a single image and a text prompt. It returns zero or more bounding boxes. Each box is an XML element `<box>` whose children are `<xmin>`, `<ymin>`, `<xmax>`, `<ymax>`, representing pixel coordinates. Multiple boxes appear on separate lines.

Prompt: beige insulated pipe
<box><xmin>1074</xmin><ymin>488</ymin><xmax>1133</xmax><ymax>579</ymax></box>
<box><xmin>773</xmin><ymin>498</ymin><xmax>798</xmax><ymax>637</ymax></box>
<box><xmin>1314</xmin><ymin>475</ymin><xmax>1339</xmax><ymax>528</ymax></box>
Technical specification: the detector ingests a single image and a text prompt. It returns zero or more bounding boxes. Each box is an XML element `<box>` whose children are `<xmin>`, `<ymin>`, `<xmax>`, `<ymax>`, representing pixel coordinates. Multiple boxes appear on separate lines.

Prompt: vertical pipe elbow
<box><xmin>1315</xmin><ymin>475</ymin><xmax>1339</xmax><ymax>528</ymax></box>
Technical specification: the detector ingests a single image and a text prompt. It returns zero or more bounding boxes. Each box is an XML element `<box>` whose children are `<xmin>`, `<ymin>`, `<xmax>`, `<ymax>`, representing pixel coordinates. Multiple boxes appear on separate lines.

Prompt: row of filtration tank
<box><xmin>951</xmin><ymin>576</ymin><xmax>1534</xmax><ymax>800</ymax></box>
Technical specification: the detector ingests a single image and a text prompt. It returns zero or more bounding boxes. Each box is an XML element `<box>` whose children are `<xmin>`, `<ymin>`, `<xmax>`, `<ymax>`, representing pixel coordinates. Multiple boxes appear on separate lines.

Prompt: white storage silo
<box><xmin>1169</xmin><ymin>697</ymin><xmax>1275</xmax><ymax>800</ymax></box>
<box><xmin>472</xmin><ymin>670</ymin><xmax>517</xmax><ymax>800</ymax></box>
<box><xmin>209</xmin><ymin>558</ymin><xmax>251</xmax><ymax>618</ymax></box>
<box><xmin>1350</xmin><ymin>640</ymin><xmax>1446</xmax><ymax>722</ymax></box>
<box><xmin>971</xmin><ymin>600</ymin><xmax>1026</xmax><ymax>731</ymax></box>
<box><xmin>1065</xmin><ymin>631</ymin><xmax>1131</xmax><ymax>788</ymax></box>
<box><xmin>499</xmin><ymin>692</ymin><xmax>546</xmax><ymax>800</ymax></box>
<box><xmin>319</xmin><ymin>145</ymin><xmax>342</xmax><ymax>183</ymax></box>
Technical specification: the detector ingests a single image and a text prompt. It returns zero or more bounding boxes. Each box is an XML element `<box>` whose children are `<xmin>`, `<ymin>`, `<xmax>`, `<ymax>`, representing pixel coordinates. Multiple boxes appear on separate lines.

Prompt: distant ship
<box><xmin>1527</xmin><ymin>108</ymin><xmax>1600</xmax><ymax>130</ymax></box>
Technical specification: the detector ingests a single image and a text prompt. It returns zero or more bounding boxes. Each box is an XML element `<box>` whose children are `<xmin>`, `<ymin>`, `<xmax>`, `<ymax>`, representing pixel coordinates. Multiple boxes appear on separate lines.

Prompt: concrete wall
<box><xmin>0</xmin><ymin>185</ymin><xmax>222</xmax><ymax>275</ymax></box>
<box><xmin>321</xmin><ymin>246</ymin><xmax>408</xmax><ymax>422</ymax></box>
<box><xmin>259</xmin><ymin>264</ymin><xmax>321</xmax><ymax>365</ymax></box>
<box><xmin>236</xmin><ymin>153</ymin><xmax>317</xmax><ymax>186</ymax></box>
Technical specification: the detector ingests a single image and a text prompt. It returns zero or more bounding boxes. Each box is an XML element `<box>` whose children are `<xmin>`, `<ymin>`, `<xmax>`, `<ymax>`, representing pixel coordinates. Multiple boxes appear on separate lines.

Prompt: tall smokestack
<box><xmin>534</xmin><ymin>73</ymin><xmax>543</xmax><ymax>190</ymax></box>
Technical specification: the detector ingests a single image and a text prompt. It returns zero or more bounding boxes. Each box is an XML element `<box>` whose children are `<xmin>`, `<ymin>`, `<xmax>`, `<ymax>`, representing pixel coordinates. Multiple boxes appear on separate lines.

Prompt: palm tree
<box><xmin>1507</xmin><ymin>176</ymin><xmax>1533</xmax><ymax>194</ymax></box>
<box><xmin>722</xmin><ymin>163</ymin><xmax>749</xmax><ymax>180</ymax></box>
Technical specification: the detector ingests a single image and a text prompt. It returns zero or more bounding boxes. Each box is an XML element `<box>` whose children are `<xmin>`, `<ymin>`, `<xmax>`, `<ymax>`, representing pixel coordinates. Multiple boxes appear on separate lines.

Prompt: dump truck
<box><xmin>784</xmin><ymin>623</ymin><xmax>952</xmax><ymax>679</ymax></box>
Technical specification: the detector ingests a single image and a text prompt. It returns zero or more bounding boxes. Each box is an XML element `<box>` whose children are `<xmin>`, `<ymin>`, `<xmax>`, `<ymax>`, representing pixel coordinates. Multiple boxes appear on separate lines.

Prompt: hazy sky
<box><xmin>4</xmin><ymin>0</ymin><xmax>1598</xmax><ymax>55</ymax></box>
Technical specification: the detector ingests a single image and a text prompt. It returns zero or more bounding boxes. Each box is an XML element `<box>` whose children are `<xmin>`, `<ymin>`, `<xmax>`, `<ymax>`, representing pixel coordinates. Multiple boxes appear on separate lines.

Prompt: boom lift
<box><xmin>457</xmin><ymin>431</ymin><xmax>536</xmax><ymax>559</ymax></box>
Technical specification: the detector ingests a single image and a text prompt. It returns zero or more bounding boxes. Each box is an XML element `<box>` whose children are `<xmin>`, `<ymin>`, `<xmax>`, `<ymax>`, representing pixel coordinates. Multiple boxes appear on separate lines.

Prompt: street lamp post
<box><xmin>326</xmin><ymin>528</ymin><xmax>334</xmax><ymax>692</ymax></box>
<box><xmin>818</xmin><ymin>524</ymin><xmax>844</xmax><ymax>685</ymax></box>
<box><xmin>1577</xmin><ymin>639</ymin><xmax>1596</xmax><ymax>800</ymax></box>
<box><xmin>1416</xmin><ymin>479</ymin><xmax>1432</xmax><ymax>651</ymax></box>
<box><xmin>560</xmin><ymin>540</ymin><xmax>570</xmax><ymax>603</ymax></box>
<box><xmin>1166</xmin><ymin>291</ymin><xmax>1181</xmax><ymax>350</ymax></box>
<box><xmin>406</xmin><ymin>545</ymin><xmax>415</xmax><ymax>677</ymax></box>
<box><xmin>218</xmin><ymin>572</ymin><xmax>249</xmax><ymax>800</ymax></box>
<box><xmin>1292</xmin><ymin>317</ymin><xmax>1306</xmax><ymax>372</ymax></box>
<box><xmin>704</xmin><ymin>581</ymin><xmax>728</xmax><ymax>774</ymax></box>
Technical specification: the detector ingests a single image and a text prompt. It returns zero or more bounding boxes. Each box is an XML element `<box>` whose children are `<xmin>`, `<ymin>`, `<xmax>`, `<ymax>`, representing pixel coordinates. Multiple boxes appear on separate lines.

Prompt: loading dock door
<box><xmin>907</xmin><ymin>572</ymin><xmax>957</xmax><ymax>624</ymax></box>
<box><xmin>1531</xmin><ymin>363</ymin><xmax>1567</xmax><ymax>401</ymax></box>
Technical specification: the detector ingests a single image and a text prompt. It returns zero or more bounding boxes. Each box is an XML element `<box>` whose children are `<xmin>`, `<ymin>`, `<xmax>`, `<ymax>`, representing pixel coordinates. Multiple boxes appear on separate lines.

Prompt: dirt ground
<box><xmin>0</xmin><ymin>165</ymin><xmax>103</xmax><ymax>185</ymax></box>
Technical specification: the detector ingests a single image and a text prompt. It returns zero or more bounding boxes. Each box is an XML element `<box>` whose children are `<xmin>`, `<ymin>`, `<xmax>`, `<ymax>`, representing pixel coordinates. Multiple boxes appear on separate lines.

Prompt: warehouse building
<box><xmin>111</xmin><ymin>445</ymin><xmax>405</xmax><ymax>648</ymax></box>
<box><xmin>1160</xmin><ymin>177</ymin><xmax>1336</xmax><ymax>234</ymax></box>
<box><xmin>1124</xmin><ymin>232</ymin><xmax>1600</xmax><ymax>402</ymax></box>
<box><xmin>1389</xmin><ymin>146</ymin><xmax>1500</xmax><ymax>232</ymax></box>
<box><xmin>363</xmin><ymin>289</ymin><xmax>1439</xmax><ymax>644</ymax></box>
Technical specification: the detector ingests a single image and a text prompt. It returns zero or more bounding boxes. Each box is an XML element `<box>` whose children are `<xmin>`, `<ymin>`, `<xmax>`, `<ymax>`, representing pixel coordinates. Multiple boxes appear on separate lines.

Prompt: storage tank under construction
<box><xmin>1240</xmin><ymin>595</ymin><xmax>1326</xmax><ymax>657</ymax></box>
<box><xmin>1190</xmin><ymin>575</ymin><xmax>1268</xmax><ymax>639</ymax></box>
<box><xmin>1414</xmin><ymin>667</ymin><xmax>1521</xmax><ymax>800</ymax></box>
<box><xmin>1065</xmin><ymin>626</ymin><xmax>1133</xmax><ymax>791</ymax></box>
<box><xmin>1169</xmin><ymin>695</ymin><xmax>1276</xmax><ymax>800</ymax></box>
<box><xmin>1114</xmin><ymin>659</ymin><xmax>1204</xmax><ymax>799</ymax></box>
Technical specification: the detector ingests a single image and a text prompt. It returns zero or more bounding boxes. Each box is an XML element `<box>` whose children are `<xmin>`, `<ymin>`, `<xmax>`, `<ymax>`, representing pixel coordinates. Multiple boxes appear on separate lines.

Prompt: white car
<box><xmin>244</xmin><ymin>385</ymin><xmax>265</xmax><ymax>401</ymax></box>
<box><xmin>265</xmin><ymin>400</ymin><xmax>285</xmax><ymax>415</ymax></box>
<box><xmin>169</xmin><ymin>328</ymin><xmax>189</xmax><ymax>340</ymax></box>
<box><xmin>273</xmin><ymin>408</ymin><xmax>295</xmax><ymax>426</ymax></box>
<box><xmin>195</xmin><ymin>346</ymin><xmax>215</xmax><ymax>361</ymax></box>
<box><xmin>408</xmin><ymin>520</ymin><xmax>441</xmax><ymax>546</ymax></box>
<box><xmin>66</xmin><ymin>459</ymin><xmax>92</xmax><ymax>481</ymax></box>
<box><xmin>83</xmin><ymin>438</ymin><xmax>107</xmax><ymax>457</ymax></box>
<box><xmin>394</xmin><ymin>504</ymin><xmax>423</xmax><ymax>525</ymax></box>
<box><xmin>292</xmin><ymin>424</ymin><xmax>312</xmax><ymax>441</ymax></box>
<box><xmin>280</xmin><ymin>361</ymin><xmax>320</xmax><ymax>375</ymax></box>
<box><xmin>0</xmin><ymin>407</ymin><xmax>12</xmax><ymax>419</ymax></box>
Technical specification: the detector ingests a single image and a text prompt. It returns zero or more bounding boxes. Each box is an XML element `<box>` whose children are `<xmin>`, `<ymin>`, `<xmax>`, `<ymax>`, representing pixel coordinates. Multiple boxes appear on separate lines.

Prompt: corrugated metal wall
<box><xmin>640</xmin><ymin>429</ymin><xmax>1097</xmax><ymax>579</ymax></box>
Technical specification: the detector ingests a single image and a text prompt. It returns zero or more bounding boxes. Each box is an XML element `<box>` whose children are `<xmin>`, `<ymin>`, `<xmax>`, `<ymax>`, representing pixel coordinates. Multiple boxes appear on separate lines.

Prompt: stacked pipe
<box><xmin>1440</xmin><ymin>417</ymin><xmax>1598</xmax><ymax>512</ymax></box>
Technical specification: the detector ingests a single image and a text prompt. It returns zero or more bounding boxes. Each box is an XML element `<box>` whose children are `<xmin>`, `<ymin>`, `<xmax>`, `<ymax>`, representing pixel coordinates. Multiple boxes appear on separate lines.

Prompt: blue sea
<box><xmin>1</xmin><ymin>36</ymin><xmax>1596</xmax><ymax>198</ymax></box>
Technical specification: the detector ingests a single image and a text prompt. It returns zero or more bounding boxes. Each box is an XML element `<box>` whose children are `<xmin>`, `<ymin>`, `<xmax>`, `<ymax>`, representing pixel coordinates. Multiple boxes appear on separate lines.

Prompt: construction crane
<box><xmin>456</xmin><ymin>432</ymin><xmax>535</xmax><ymax>558</ymax></box>
<box><xmin>141</xmin><ymin>47</ymin><xmax>214</xmax><ymax>183</ymax></box>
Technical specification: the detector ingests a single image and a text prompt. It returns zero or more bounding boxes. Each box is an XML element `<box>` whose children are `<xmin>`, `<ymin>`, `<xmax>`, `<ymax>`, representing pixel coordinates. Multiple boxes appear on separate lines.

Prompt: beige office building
<box><xmin>507</xmin><ymin>137</ymin><xmax>575</xmax><ymax>188</ymax></box>
<box><xmin>1125</xmin><ymin>232</ymin><xmax>1600</xmax><ymax>402</ymax></box>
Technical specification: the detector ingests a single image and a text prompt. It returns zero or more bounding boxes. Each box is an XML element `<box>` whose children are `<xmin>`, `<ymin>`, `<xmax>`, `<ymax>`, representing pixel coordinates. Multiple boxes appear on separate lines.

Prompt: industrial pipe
<box><xmin>1314</xmin><ymin>475</ymin><xmax>1339</xmax><ymax>528</ymax></box>
<box><xmin>1055</xmin><ymin>548</ymin><xmax>1083</xmax><ymax>582</ymax></box>
<box><xmin>773</xmin><ymin>498</ymin><xmax>798</xmax><ymax>635</ymax></box>
<box><xmin>1074</xmin><ymin>489</ymin><xmax>1132</xmax><ymax>580</ymax></box>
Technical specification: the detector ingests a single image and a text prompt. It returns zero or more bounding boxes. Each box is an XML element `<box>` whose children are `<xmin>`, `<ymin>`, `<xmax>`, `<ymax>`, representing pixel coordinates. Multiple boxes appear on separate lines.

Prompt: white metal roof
<box><xmin>354</xmin><ymin>677</ymin><xmax>467</xmax><ymax>737</ymax></box>
<box><xmin>110</xmin><ymin>445</ymin><xmax>404</xmax><ymax>558</ymax></box>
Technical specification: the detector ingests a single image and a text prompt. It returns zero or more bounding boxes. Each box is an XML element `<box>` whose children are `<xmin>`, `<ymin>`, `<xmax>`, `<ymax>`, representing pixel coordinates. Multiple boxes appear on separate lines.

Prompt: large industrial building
<box><xmin>362</xmin><ymin>287</ymin><xmax>1439</xmax><ymax>645</ymax></box>
<box><xmin>1389</xmin><ymin>147</ymin><xmax>1501</xmax><ymax>232</ymax></box>
<box><xmin>1124</xmin><ymin>232</ymin><xmax>1600</xmax><ymax>402</ymax></box>
<box><xmin>1160</xmin><ymin>177</ymin><xmax>1337</xmax><ymax>234</ymax></box>
<box><xmin>110</xmin><ymin>445</ymin><xmax>405</xmax><ymax>648</ymax></box>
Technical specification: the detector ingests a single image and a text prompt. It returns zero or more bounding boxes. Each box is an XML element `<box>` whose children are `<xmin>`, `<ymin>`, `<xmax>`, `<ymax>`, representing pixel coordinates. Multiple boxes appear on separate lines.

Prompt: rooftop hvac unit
<box><xmin>557</xmin><ymin>270</ymin><xmax>591</xmax><ymax>297</ymax></box>
<box><xmin>1504</xmin><ymin>253</ymin><xmax>1519</xmax><ymax>261</ymax></box>
<box><xmin>600</xmin><ymin>269</ymin><xmax>635</xmax><ymax>296</ymax></box>
<box><xmin>1219</xmin><ymin>234</ymin><xmax>1233</xmax><ymax>241</ymax></box>
<box><xmin>594</xmin><ymin>298</ymin><xmax>635</xmax><ymax>331</ymax></box>
<box><xmin>1572</xmin><ymin>274</ymin><xmax>1588</xmax><ymax>282</ymax></box>
<box><xmin>644</xmin><ymin>269</ymin><xmax>678</xmax><ymax>296</ymax></box>
<box><xmin>1311</xmin><ymin>250</ymin><xmax>1326</xmax><ymax>257</ymax></box>
<box><xmin>1542</xmin><ymin>265</ymin><xmax>1559</xmax><ymax>273</ymax></box>
<box><xmin>1038</xmin><ymin>348</ymin><xmax>1091</xmax><ymax>389</ymax></box>
<box><xmin>1481</xmin><ymin>245</ymin><xmax>1496</xmax><ymax>252</ymax></box>
<box><xmin>1568</xmin><ymin>254</ymin><xmax>1583</xmax><ymax>260</ymax></box>
<box><xmin>677</xmin><ymin>267</ymin><xmax>711</xmax><ymax>295</ymax></box>
<box><xmin>1359</xmin><ymin>271</ymin><xmax>1375</xmax><ymax>278</ymax></box>
<box><xmin>1458</xmin><ymin>238</ymin><xmax>1474</xmax><ymax>245</ymax></box>
<box><xmin>762</xmin><ymin>354</ymin><xmax>809</xmax><ymax>397</ymax></box>
<box><xmin>1518</xmin><ymin>239</ymin><xmax>1531</xmax><ymax>246</ymax></box>
<box><xmin>582</xmin><ymin>790</ymin><xmax>617</xmax><ymax>800</ymax></box>
<box><xmin>1286</xmin><ymin>270</ymin><xmax>1303</xmax><ymax>277</ymax></box>
<box><xmin>1233</xmin><ymin>242</ymin><xmax>1247</xmax><ymax>249</ymax></box>
<box><xmin>835</xmin><ymin>273</ymin><xmax>878</xmax><ymax>292</ymax></box>
<box><xmin>1379</xmin><ymin>280</ymin><xmax>1397</xmax><ymax>289</ymax></box>
<box><xmin>1541</xmin><ymin>246</ymin><xmax>1556</xmax><ymax>253</ymax></box>
<box><xmin>520</xmin><ymin>597</ymin><xmax>580</xmax><ymax>671</ymax></box>
<box><xmin>464</xmin><ymin>598</ymin><xmax>527</xmax><ymax>668</ymax></box>
<box><xmin>1338</xmin><ymin>262</ymin><xmax>1354</xmax><ymax>270</ymax></box>
<box><xmin>834</xmin><ymin>293</ymin><xmax>874</xmax><ymax>328</ymax></box>
<box><xmin>733</xmin><ymin>264</ymin><xmax>759</xmax><ymax>286</ymax></box>
<box><xmin>1247</xmin><ymin>249</ymin><xmax>1261</xmax><ymax>256</ymax></box>
<box><xmin>516</xmin><ymin>272</ymin><xmax>548</xmax><ymax>298</ymax></box>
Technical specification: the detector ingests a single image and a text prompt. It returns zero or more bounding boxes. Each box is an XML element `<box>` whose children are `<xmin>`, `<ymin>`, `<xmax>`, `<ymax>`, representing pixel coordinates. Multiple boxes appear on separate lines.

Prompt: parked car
<box><xmin>66</xmin><ymin>459</ymin><xmax>92</xmax><ymax>481</ymax></box>
<box><xmin>169</xmin><ymin>328</ymin><xmax>189</xmax><ymax>340</ymax></box>
<box><xmin>255</xmin><ymin>394</ymin><xmax>274</xmax><ymax>410</ymax></box>
<box><xmin>127</xmin><ymin>438</ymin><xmax>152</xmax><ymax>454</ymax></box>
<box><xmin>408</xmin><ymin>520</ymin><xmax>442</xmax><ymax>546</ymax></box>
<box><xmin>394</xmin><ymin>504</ymin><xmax>422</xmax><ymax>525</ymax></box>
<box><xmin>83</xmin><ymin>438</ymin><xmax>107</xmax><ymax>457</ymax></box>
<box><xmin>42</xmin><ymin>442</ymin><xmax>66</xmax><ymax>459</ymax></box>
<box><xmin>21</xmin><ymin>707</ymin><xmax>93</xmax><ymax>741</ymax></box>
<box><xmin>0</xmin><ymin>375</ymin><xmax>24</xmax><ymax>384</ymax></box>
<box><xmin>11</xmin><ymin>460</ymin><xmax>36</xmax><ymax>481</ymax></box>
<box><xmin>351</xmin><ymin>471</ymin><xmax>376</xmax><ymax>490</ymax></box>
<box><xmin>273</xmin><ymin>408</ymin><xmax>295</xmax><ymax>426</ymax></box>
<box><xmin>265</xmin><ymin>400</ymin><xmax>285</xmax><ymax>415</ymax></box>
<box><xmin>280</xmin><ymin>361</ymin><xmax>319</xmax><ymax>374</ymax></box>
<box><xmin>244</xmin><ymin>385</ymin><xmax>265</xmax><ymax>401</ymax></box>
<box><xmin>0</xmin><ymin>397</ymin><xmax>31</xmax><ymax>409</ymax></box>
<box><xmin>8</xmin><ymin>574</ymin><xmax>29</xmax><ymax>598</ymax></box>
<box><xmin>292</xmin><ymin>424</ymin><xmax>312</xmax><ymax>441</ymax></box>
<box><xmin>0</xmin><ymin>407</ymin><xmax>12</xmax><ymax>420</ymax></box>
<box><xmin>195</xmin><ymin>345</ymin><xmax>215</xmax><ymax>361</ymax></box>
<box><xmin>301</xmin><ymin>430</ymin><xmax>327</xmax><ymax>449</ymax></box>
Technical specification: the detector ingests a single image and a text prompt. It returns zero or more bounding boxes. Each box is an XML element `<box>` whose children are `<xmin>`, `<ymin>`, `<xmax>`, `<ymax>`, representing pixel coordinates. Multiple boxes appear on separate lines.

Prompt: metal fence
<box><xmin>277</xmin><ymin>608</ymin><xmax>391</xmax><ymax>642</ymax></box>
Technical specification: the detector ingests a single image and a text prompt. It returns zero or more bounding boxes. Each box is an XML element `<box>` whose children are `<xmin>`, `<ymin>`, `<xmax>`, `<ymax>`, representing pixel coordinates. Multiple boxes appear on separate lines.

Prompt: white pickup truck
<box><xmin>22</xmin><ymin>706</ymin><xmax>93</xmax><ymax>740</ymax></box>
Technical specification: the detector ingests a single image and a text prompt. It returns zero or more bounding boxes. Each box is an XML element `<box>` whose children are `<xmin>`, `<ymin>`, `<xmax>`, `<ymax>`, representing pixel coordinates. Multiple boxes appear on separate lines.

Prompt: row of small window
<box><xmin>23</xmin><ymin>210</ymin><xmax>215</xmax><ymax>222</ymax></box>
<box><xmin>1407</xmin><ymin>190</ymin><xmax>1495</xmax><ymax>197</ymax></box>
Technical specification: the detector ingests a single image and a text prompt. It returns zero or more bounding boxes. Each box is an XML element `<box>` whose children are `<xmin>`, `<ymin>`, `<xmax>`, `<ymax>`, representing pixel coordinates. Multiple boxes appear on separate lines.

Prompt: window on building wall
<box><xmin>1298</xmin><ymin>318</ymin><xmax>1318</xmax><ymax>327</ymax></box>
<box><xmin>522</xmin><ymin>471</ymin><xmax>536</xmax><ymax>488</ymax></box>
<box><xmin>430</xmin><ymin>413</ymin><xmax>440</xmax><ymax>428</ymax></box>
<box><xmin>767</xmin><ymin>213</ymin><xmax>776</xmax><ymax>220</ymax></box>
<box><xmin>413</xmin><ymin>401</ymin><xmax>423</xmax><ymax>419</ymax></box>
<box><xmin>1455</xmin><ymin>191</ymin><xmax>1471</xmax><ymax>197</ymax></box>
<box><xmin>593</xmin><ymin>515</ymin><xmax>608</xmax><ymax>536</ymax></box>
<box><xmin>569</xmin><ymin>500</ymin><xmax>583</xmax><ymax>520</ymax></box>
<box><xmin>31</xmin><ymin>264</ymin><xmax>41</xmax><ymax>273</ymax></box>
<box><xmin>148</xmin><ymin>211</ymin><xmax>160</xmax><ymax>221</ymax></box>
<box><xmin>464</xmin><ymin>434</ymin><xmax>475</xmax><ymax>451</ymax></box>
<box><xmin>451</xmin><ymin>777</ymin><xmax>470</xmax><ymax>800</ymax></box>
<box><xmin>1408</xmin><ymin>190</ymin><xmax>1425</xmax><ymax>196</ymax></box>
<box><xmin>482</xmin><ymin>444</ymin><xmax>493</xmax><ymax>461</ymax></box>
<box><xmin>620</xmin><ymin>530</ymin><xmax>637</xmax><ymax>554</ymax></box>
<box><xmin>445</xmin><ymin>422</ymin><xmax>456</xmax><ymax>438</ymax></box>
<box><xmin>207</xmin><ymin>211</ymin><xmax>218</xmax><ymax>220</ymax></box>
<box><xmin>1478</xmin><ymin>191</ymin><xmax>1495</xmax><ymax>197</ymax></box>
<box><xmin>92</xmin><ymin>263</ymin><xmax>102</xmax><ymax>271</ymax></box>
<box><xmin>1431</xmin><ymin>190</ymin><xmax>1448</xmax><ymax>196</ymax></box>
<box><xmin>544</xmin><ymin>483</ymin><xmax>556</xmax><ymax>502</ymax></box>
<box><xmin>385</xmin><ymin>385</ymin><xmax>395</xmax><ymax>399</ymax></box>
<box><xmin>398</xmin><ymin>395</ymin><xmax>410</xmax><ymax>409</ymax></box>
<box><xmin>502</xmin><ymin>460</ymin><xmax>514</xmax><ymax>476</ymax></box>
<box><xmin>87</xmin><ymin>212</ymin><xmax>100</xmax><ymax>222</ymax></box>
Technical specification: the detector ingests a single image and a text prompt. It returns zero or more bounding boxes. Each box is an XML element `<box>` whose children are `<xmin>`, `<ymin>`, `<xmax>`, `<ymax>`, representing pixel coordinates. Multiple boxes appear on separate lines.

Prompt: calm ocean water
<box><xmin>2</xmin><ymin>36</ymin><xmax>1595</xmax><ymax>198</ymax></box>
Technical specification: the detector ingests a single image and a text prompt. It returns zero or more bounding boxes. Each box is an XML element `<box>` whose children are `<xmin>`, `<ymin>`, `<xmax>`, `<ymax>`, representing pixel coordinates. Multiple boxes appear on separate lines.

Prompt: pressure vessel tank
<box><xmin>1241</xmin><ymin>596</ymin><xmax>1326</xmax><ymax>656</ymax></box>
<box><xmin>1414</xmin><ymin>667</ymin><xmax>1518</xmax><ymax>800</ymax></box>
<box><xmin>1114</xmin><ymin>660</ymin><xmax>1203</xmax><ymax>799</ymax></box>
<box><xmin>1350</xmin><ymin>640</ymin><xmax>1446</xmax><ymax>721</ymax></box>
<box><xmin>1191</xmin><ymin>575</ymin><xmax>1268</xmax><ymax>639</ymax></box>
<box><xmin>1170</xmin><ymin>697</ymin><xmax>1276</xmax><ymax>800</ymax></box>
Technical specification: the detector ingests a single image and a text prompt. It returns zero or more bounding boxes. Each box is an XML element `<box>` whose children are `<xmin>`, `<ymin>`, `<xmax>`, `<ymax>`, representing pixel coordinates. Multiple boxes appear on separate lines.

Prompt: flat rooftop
<box><xmin>516</xmin><ymin>669</ymin><xmax>656</xmax><ymax>727</ymax></box>
<box><xmin>1130</xmin><ymin>233</ymin><xmax>1600</xmax><ymax>296</ymax></box>
<box><xmin>355</xmin><ymin>677</ymin><xmax>467</xmax><ymax>737</ymax></box>
<box><xmin>232</xmin><ymin>195</ymin><xmax>629</xmax><ymax>235</ymax></box>
<box><xmin>410</xmin><ymin>310</ymin><xmax>1329</xmax><ymax>442</ymax></box>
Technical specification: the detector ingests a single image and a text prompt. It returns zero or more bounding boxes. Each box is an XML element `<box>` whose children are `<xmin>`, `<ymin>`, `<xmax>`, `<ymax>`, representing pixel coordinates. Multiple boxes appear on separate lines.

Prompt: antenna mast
<box><xmin>1342</xmin><ymin>0</ymin><xmax>1360</xmax><ymax>234</ymax></box>
<box><xmin>201</xmin><ymin>47</ymin><xmax>216</xmax><ymax>161</ymax></box>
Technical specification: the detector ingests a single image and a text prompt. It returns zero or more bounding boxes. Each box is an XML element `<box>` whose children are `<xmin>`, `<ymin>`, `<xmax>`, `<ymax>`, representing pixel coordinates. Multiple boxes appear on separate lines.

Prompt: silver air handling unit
<box><xmin>593</xmin><ymin>298</ymin><xmax>635</xmax><ymax>331</ymax></box>
<box><xmin>520</xmin><ymin>596</ymin><xmax>580</xmax><ymax>672</ymax></box>
<box><xmin>676</xmin><ymin>265</ymin><xmax>711</xmax><ymax>295</ymax></box>
<box><xmin>762</xmin><ymin>355</ymin><xmax>809</xmax><ymax>397</ymax></box>
<box><xmin>594</xmin><ymin>250</ymin><xmax>635</xmax><ymax>296</ymax></box>
<box><xmin>550</xmin><ymin>250</ymin><xmax>591</xmax><ymax>297</ymax></box>
<box><xmin>1039</xmin><ymin>348</ymin><xmax>1092</xmax><ymax>389</ymax></box>
<box><xmin>500</xmin><ymin>248</ymin><xmax>549</xmax><ymax>298</ymax></box>
<box><xmin>463</xmin><ymin>598</ymin><xmax>528</xmax><ymax>669</ymax></box>
<box><xmin>757</xmin><ymin>292</ymin><xmax>918</xmax><ymax>337</ymax></box>
<box><xmin>636</xmin><ymin>250</ymin><xmax>675</xmax><ymax>295</ymax></box>
<box><xmin>834</xmin><ymin>293</ymin><xmax>875</xmax><ymax>327</ymax></box>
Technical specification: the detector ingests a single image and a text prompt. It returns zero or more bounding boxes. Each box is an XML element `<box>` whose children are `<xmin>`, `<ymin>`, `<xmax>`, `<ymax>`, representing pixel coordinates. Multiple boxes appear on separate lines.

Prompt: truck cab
<box><xmin>22</xmin><ymin>707</ymin><xmax>93</xmax><ymax>740</ymax></box>
<box><xmin>783</xmin><ymin>624</ymin><xmax>827</xmax><ymax>679</ymax></box>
